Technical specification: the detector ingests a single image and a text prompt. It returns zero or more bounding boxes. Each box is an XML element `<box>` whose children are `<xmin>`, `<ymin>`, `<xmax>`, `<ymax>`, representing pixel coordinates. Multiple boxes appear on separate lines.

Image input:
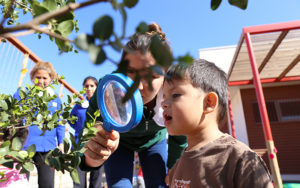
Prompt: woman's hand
<box><xmin>84</xmin><ymin>124</ymin><xmax>120</xmax><ymax>167</ymax></box>
<box><xmin>58</xmin><ymin>143</ymin><xmax>64</xmax><ymax>152</ymax></box>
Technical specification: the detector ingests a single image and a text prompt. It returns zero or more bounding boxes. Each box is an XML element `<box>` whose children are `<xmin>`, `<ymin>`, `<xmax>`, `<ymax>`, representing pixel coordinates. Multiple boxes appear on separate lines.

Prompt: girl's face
<box><xmin>32</xmin><ymin>69</ymin><xmax>52</xmax><ymax>88</ymax></box>
<box><xmin>84</xmin><ymin>79</ymin><xmax>97</xmax><ymax>100</ymax></box>
<box><xmin>125</xmin><ymin>51</ymin><xmax>164</xmax><ymax>105</ymax></box>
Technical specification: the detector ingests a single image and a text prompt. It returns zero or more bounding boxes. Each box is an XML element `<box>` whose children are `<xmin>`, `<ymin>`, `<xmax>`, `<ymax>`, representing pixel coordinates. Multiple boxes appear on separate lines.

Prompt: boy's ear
<box><xmin>203</xmin><ymin>92</ymin><xmax>218</xmax><ymax>114</ymax></box>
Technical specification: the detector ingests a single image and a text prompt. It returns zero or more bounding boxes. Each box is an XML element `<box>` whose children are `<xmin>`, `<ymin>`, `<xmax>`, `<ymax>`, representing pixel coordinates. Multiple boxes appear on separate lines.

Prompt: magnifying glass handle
<box><xmin>102</xmin><ymin>121</ymin><xmax>113</xmax><ymax>132</ymax></box>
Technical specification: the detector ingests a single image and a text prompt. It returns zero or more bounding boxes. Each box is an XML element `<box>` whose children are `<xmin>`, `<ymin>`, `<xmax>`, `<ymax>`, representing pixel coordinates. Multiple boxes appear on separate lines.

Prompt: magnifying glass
<box><xmin>97</xmin><ymin>73</ymin><xmax>143</xmax><ymax>132</ymax></box>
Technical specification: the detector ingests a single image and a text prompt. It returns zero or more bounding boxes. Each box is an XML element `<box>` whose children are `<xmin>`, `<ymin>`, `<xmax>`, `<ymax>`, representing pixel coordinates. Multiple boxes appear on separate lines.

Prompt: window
<box><xmin>252</xmin><ymin>101</ymin><xmax>278</xmax><ymax>123</ymax></box>
<box><xmin>278</xmin><ymin>99</ymin><xmax>300</xmax><ymax>121</ymax></box>
<box><xmin>252</xmin><ymin>99</ymin><xmax>300</xmax><ymax>124</ymax></box>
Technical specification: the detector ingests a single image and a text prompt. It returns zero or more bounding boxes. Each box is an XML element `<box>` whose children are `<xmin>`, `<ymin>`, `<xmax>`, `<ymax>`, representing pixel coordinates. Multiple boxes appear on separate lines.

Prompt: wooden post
<box><xmin>59</xmin><ymin>83</ymin><xmax>64</xmax><ymax>98</ymax></box>
<box><xmin>18</xmin><ymin>53</ymin><xmax>29</xmax><ymax>87</ymax></box>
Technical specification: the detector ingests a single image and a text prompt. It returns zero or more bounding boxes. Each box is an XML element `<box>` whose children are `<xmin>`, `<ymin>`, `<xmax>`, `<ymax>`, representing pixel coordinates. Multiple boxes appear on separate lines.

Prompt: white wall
<box><xmin>229</xmin><ymin>87</ymin><xmax>249</xmax><ymax>145</ymax></box>
<box><xmin>199</xmin><ymin>45</ymin><xmax>236</xmax><ymax>74</ymax></box>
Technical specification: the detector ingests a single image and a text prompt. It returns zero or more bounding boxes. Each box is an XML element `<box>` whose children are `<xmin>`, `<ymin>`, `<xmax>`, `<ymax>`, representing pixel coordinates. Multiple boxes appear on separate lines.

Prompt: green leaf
<box><xmin>0</xmin><ymin>100</ymin><xmax>8</xmax><ymax>110</ymax></box>
<box><xmin>71</xmin><ymin>154</ymin><xmax>81</xmax><ymax>167</ymax></box>
<box><xmin>26</xmin><ymin>144</ymin><xmax>36</xmax><ymax>158</ymax></box>
<box><xmin>63</xmin><ymin>138</ymin><xmax>70</xmax><ymax>153</ymax></box>
<box><xmin>41</xmin><ymin>0</ymin><xmax>57</xmax><ymax>11</ymax></box>
<box><xmin>19</xmin><ymin>88</ymin><xmax>27</xmax><ymax>99</ymax></box>
<box><xmin>57</xmin><ymin>20</ymin><xmax>74</xmax><ymax>37</ymax></box>
<box><xmin>228</xmin><ymin>0</ymin><xmax>248</xmax><ymax>9</ymax></box>
<box><xmin>86</xmin><ymin>122</ymin><xmax>92</xmax><ymax>128</ymax></box>
<box><xmin>0</xmin><ymin>112</ymin><xmax>9</xmax><ymax>121</ymax></box>
<box><xmin>23</xmin><ymin>162</ymin><xmax>34</xmax><ymax>171</ymax></box>
<box><xmin>55</xmin><ymin>38</ymin><xmax>72</xmax><ymax>52</ymax></box>
<box><xmin>12</xmin><ymin>137</ymin><xmax>23</xmax><ymax>150</ymax></box>
<box><xmin>93</xmin><ymin>15</ymin><xmax>114</xmax><ymax>41</ymax></box>
<box><xmin>93</xmin><ymin>110</ymin><xmax>100</xmax><ymax>118</ymax></box>
<box><xmin>176</xmin><ymin>54</ymin><xmax>194</xmax><ymax>64</ymax></box>
<box><xmin>136</xmin><ymin>22</ymin><xmax>148</xmax><ymax>34</ymax></box>
<box><xmin>1</xmin><ymin>161</ymin><xmax>14</xmax><ymax>169</ymax></box>
<box><xmin>31</xmin><ymin>3</ymin><xmax>49</xmax><ymax>18</ymax></box>
<box><xmin>62</xmin><ymin>111</ymin><xmax>70</xmax><ymax>119</ymax></box>
<box><xmin>69</xmin><ymin>133</ymin><xmax>76</xmax><ymax>149</ymax></box>
<box><xmin>36</xmin><ymin>113</ymin><xmax>43</xmax><ymax>122</ymax></box>
<box><xmin>123</xmin><ymin>0</ymin><xmax>138</xmax><ymax>8</ymax></box>
<box><xmin>70</xmin><ymin>169</ymin><xmax>80</xmax><ymax>184</ymax></box>
<box><xmin>55</xmin><ymin>11</ymin><xmax>75</xmax><ymax>23</ymax></box>
<box><xmin>34</xmin><ymin>78</ymin><xmax>38</xmax><ymax>85</ymax></box>
<box><xmin>0</xmin><ymin>146</ymin><xmax>8</xmax><ymax>156</ymax></box>
<box><xmin>51</xmin><ymin>157</ymin><xmax>61</xmax><ymax>170</ymax></box>
<box><xmin>66</xmin><ymin>0</ymin><xmax>76</xmax><ymax>4</ymax></box>
<box><xmin>67</xmin><ymin>95</ymin><xmax>72</xmax><ymax>103</ymax></box>
<box><xmin>0</xmin><ymin>141</ymin><xmax>10</xmax><ymax>148</ymax></box>
<box><xmin>75</xmin><ymin>34</ymin><xmax>95</xmax><ymax>51</ymax></box>
<box><xmin>149</xmin><ymin>35</ymin><xmax>173</xmax><ymax>68</ymax></box>
<box><xmin>211</xmin><ymin>0</ymin><xmax>222</xmax><ymax>10</ymax></box>
<box><xmin>18</xmin><ymin>150</ymin><xmax>28</xmax><ymax>159</ymax></box>
<box><xmin>88</xmin><ymin>45</ymin><xmax>107</xmax><ymax>65</ymax></box>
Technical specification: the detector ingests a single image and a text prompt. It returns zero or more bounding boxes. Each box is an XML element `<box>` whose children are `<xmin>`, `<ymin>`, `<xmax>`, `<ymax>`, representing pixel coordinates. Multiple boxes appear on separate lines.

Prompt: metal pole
<box><xmin>244</xmin><ymin>31</ymin><xmax>282</xmax><ymax>188</ymax></box>
<box><xmin>228</xmin><ymin>89</ymin><xmax>236</xmax><ymax>138</ymax></box>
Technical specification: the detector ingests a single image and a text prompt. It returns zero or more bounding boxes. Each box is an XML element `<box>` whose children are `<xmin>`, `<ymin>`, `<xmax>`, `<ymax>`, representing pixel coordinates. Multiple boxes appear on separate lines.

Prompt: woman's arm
<box><xmin>167</xmin><ymin>135</ymin><xmax>187</xmax><ymax>169</ymax></box>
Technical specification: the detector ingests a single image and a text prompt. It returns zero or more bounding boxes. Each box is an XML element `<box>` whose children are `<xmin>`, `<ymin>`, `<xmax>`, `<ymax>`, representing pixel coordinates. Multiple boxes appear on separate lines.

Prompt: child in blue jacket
<box><xmin>69</xmin><ymin>76</ymin><xmax>103</xmax><ymax>188</ymax></box>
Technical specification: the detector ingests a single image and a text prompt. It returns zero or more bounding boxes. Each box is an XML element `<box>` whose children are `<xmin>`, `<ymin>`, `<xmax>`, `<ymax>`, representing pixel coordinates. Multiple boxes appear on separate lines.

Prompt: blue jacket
<box><xmin>69</xmin><ymin>96</ymin><xmax>89</xmax><ymax>143</ymax></box>
<box><xmin>13</xmin><ymin>87</ymin><xmax>66</xmax><ymax>152</ymax></box>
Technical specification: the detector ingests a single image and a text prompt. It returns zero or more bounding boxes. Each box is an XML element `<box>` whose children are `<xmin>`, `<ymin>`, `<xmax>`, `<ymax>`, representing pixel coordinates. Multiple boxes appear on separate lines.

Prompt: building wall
<box><xmin>229</xmin><ymin>87</ymin><xmax>249</xmax><ymax>145</ymax></box>
<box><xmin>199</xmin><ymin>45</ymin><xmax>236</xmax><ymax>74</ymax></box>
<box><xmin>240</xmin><ymin>84</ymin><xmax>300</xmax><ymax>174</ymax></box>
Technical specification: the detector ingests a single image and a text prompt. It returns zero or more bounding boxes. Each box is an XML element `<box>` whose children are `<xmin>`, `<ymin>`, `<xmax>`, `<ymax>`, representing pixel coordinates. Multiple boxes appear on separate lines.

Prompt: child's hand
<box><xmin>84</xmin><ymin>125</ymin><xmax>119</xmax><ymax>167</ymax></box>
<box><xmin>165</xmin><ymin>169</ymin><xmax>170</xmax><ymax>185</ymax></box>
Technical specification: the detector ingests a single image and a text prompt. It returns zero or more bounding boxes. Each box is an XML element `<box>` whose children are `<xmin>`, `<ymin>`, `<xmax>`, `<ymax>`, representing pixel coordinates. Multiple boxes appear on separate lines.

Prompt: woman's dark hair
<box><xmin>118</xmin><ymin>23</ymin><xmax>170</xmax><ymax>71</ymax></box>
<box><xmin>83</xmin><ymin>76</ymin><xmax>98</xmax><ymax>86</ymax></box>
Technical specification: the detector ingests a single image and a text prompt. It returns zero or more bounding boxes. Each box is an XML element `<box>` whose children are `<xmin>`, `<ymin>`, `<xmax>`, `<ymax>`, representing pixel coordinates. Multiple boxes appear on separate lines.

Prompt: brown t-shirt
<box><xmin>169</xmin><ymin>134</ymin><xmax>273</xmax><ymax>188</ymax></box>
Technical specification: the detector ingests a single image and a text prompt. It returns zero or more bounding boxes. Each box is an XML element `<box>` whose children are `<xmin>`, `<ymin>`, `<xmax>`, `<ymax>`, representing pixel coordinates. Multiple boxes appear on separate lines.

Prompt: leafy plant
<box><xmin>0</xmin><ymin>77</ymin><xmax>100</xmax><ymax>183</ymax></box>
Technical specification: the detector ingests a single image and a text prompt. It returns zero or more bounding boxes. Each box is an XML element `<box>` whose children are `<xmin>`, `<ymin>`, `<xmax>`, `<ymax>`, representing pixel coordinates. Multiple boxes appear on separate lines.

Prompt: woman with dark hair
<box><xmin>69</xmin><ymin>76</ymin><xmax>103</xmax><ymax>188</ymax></box>
<box><xmin>85</xmin><ymin>23</ymin><xmax>187</xmax><ymax>188</ymax></box>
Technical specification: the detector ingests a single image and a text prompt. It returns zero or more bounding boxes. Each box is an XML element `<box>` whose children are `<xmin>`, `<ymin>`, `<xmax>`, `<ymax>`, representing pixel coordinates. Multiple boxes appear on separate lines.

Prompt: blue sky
<box><xmin>12</xmin><ymin>0</ymin><xmax>300</xmax><ymax>95</ymax></box>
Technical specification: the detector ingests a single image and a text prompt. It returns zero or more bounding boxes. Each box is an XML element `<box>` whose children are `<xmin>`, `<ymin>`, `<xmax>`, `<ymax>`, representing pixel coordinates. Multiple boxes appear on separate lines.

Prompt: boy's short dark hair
<box><xmin>165</xmin><ymin>59</ymin><xmax>228</xmax><ymax>124</ymax></box>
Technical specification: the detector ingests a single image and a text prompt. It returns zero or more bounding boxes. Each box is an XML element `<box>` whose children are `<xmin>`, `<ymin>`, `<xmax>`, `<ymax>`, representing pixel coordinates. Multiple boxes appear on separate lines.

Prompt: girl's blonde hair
<box><xmin>30</xmin><ymin>62</ymin><xmax>57</xmax><ymax>81</ymax></box>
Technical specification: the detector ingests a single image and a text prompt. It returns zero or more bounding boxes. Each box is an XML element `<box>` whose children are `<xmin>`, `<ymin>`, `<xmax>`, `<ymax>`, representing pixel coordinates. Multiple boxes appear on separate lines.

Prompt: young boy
<box><xmin>162</xmin><ymin>59</ymin><xmax>273</xmax><ymax>187</ymax></box>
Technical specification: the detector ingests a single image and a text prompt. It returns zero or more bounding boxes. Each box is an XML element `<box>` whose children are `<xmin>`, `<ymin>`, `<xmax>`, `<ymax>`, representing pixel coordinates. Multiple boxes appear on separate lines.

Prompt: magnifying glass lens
<box><xmin>104</xmin><ymin>81</ymin><xmax>132</xmax><ymax>126</ymax></box>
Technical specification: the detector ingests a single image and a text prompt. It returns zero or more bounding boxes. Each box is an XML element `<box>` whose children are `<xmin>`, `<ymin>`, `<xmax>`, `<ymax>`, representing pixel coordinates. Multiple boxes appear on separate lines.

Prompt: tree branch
<box><xmin>0</xmin><ymin>25</ymin><xmax>50</xmax><ymax>38</ymax></box>
<box><xmin>15</xmin><ymin>0</ymin><xmax>33</xmax><ymax>13</ymax></box>
<box><xmin>31</xmin><ymin>25</ymin><xmax>74</xmax><ymax>43</ymax></box>
<box><xmin>0</xmin><ymin>0</ymin><xmax>109</xmax><ymax>35</ymax></box>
